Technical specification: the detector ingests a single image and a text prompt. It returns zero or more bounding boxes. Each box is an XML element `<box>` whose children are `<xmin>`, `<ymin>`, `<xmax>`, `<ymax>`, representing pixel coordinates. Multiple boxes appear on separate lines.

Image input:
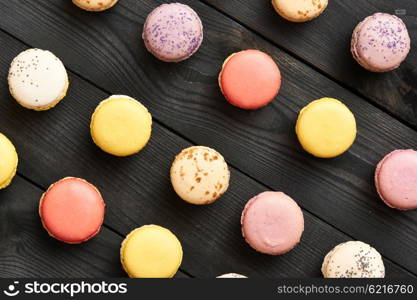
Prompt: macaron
<box><xmin>0</xmin><ymin>133</ymin><xmax>18</xmax><ymax>190</ymax></box>
<box><xmin>241</xmin><ymin>191</ymin><xmax>304</xmax><ymax>255</ymax></box>
<box><xmin>271</xmin><ymin>0</ymin><xmax>328</xmax><ymax>22</ymax></box>
<box><xmin>120</xmin><ymin>225</ymin><xmax>183</xmax><ymax>278</ymax></box>
<box><xmin>39</xmin><ymin>177</ymin><xmax>105</xmax><ymax>244</ymax></box>
<box><xmin>72</xmin><ymin>0</ymin><xmax>118</xmax><ymax>11</ymax></box>
<box><xmin>375</xmin><ymin>149</ymin><xmax>417</xmax><ymax>210</ymax></box>
<box><xmin>351</xmin><ymin>13</ymin><xmax>411</xmax><ymax>72</ymax></box>
<box><xmin>8</xmin><ymin>49</ymin><xmax>69</xmax><ymax>111</ymax></box>
<box><xmin>219</xmin><ymin>50</ymin><xmax>281</xmax><ymax>110</ymax></box>
<box><xmin>217</xmin><ymin>273</ymin><xmax>247</xmax><ymax>278</ymax></box>
<box><xmin>142</xmin><ymin>3</ymin><xmax>203</xmax><ymax>62</ymax></box>
<box><xmin>170</xmin><ymin>146</ymin><xmax>230</xmax><ymax>205</ymax></box>
<box><xmin>90</xmin><ymin>95</ymin><xmax>152</xmax><ymax>157</ymax></box>
<box><xmin>322</xmin><ymin>241</ymin><xmax>385</xmax><ymax>278</ymax></box>
<box><xmin>296</xmin><ymin>98</ymin><xmax>357</xmax><ymax>158</ymax></box>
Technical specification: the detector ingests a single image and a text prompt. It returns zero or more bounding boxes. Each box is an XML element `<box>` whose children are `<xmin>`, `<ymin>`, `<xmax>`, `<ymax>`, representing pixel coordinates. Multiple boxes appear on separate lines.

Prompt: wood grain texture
<box><xmin>0</xmin><ymin>32</ymin><xmax>411</xmax><ymax>278</ymax></box>
<box><xmin>0</xmin><ymin>0</ymin><xmax>415</xmax><ymax>276</ymax></box>
<box><xmin>203</xmin><ymin>0</ymin><xmax>417</xmax><ymax>128</ymax></box>
<box><xmin>0</xmin><ymin>176</ymin><xmax>125</xmax><ymax>277</ymax></box>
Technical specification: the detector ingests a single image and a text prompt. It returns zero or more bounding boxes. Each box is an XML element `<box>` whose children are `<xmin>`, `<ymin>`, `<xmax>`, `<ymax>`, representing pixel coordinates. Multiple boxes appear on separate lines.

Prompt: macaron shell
<box><xmin>351</xmin><ymin>13</ymin><xmax>410</xmax><ymax>72</ymax></box>
<box><xmin>217</xmin><ymin>273</ymin><xmax>247</xmax><ymax>278</ymax></box>
<box><xmin>90</xmin><ymin>95</ymin><xmax>152</xmax><ymax>157</ymax></box>
<box><xmin>323</xmin><ymin>241</ymin><xmax>385</xmax><ymax>278</ymax></box>
<box><xmin>142</xmin><ymin>3</ymin><xmax>203</xmax><ymax>62</ymax></box>
<box><xmin>8</xmin><ymin>49</ymin><xmax>68</xmax><ymax>110</ymax></box>
<box><xmin>120</xmin><ymin>225</ymin><xmax>183</xmax><ymax>278</ymax></box>
<box><xmin>72</xmin><ymin>0</ymin><xmax>118</xmax><ymax>11</ymax></box>
<box><xmin>241</xmin><ymin>191</ymin><xmax>304</xmax><ymax>255</ymax></box>
<box><xmin>219</xmin><ymin>50</ymin><xmax>281</xmax><ymax>109</ymax></box>
<box><xmin>296</xmin><ymin>98</ymin><xmax>356</xmax><ymax>158</ymax></box>
<box><xmin>0</xmin><ymin>133</ymin><xmax>18</xmax><ymax>189</ymax></box>
<box><xmin>271</xmin><ymin>0</ymin><xmax>328</xmax><ymax>22</ymax></box>
<box><xmin>170</xmin><ymin>146</ymin><xmax>230</xmax><ymax>205</ymax></box>
<box><xmin>375</xmin><ymin>149</ymin><xmax>417</xmax><ymax>210</ymax></box>
<box><xmin>39</xmin><ymin>177</ymin><xmax>105</xmax><ymax>244</ymax></box>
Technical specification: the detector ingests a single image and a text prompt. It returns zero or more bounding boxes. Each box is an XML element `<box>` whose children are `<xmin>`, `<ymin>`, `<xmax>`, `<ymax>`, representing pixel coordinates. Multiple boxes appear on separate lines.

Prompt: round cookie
<box><xmin>296</xmin><ymin>98</ymin><xmax>356</xmax><ymax>158</ymax></box>
<box><xmin>271</xmin><ymin>0</ymin><xmax>328</xmax><ymax>22</ymax></box>
<box><xmin>351</xmin><ymin>13</ymin><xmax>410</xmax><ymax>72</ymax></box>
<box><xmin>217</xmin><ymin>273</ymin><xmax>247</xmax><ymax>278</ymax></box>
<box><xmin>8</xmin><ymin>49</ymin><xmax>69</xmax><ymax>111</ymax></box>
<box><xmin>143</xmin><ymin>3</ymin><xmax>203</xmax><ymax>62</ymax></box>
<box><xmin>375</xmin><ymin>149</ymin><xmax>417</xmax><ymax>210</ymax></box>
<box><xmin>72</xmin><ymin>0</ymin><xmax>118</xmax><ymax>11</ymax></box>
<box><xmin>90</xmin><ymin>95</ymin><xmax>152</xmax><ymax>157</ymax></box>
<box><xmin>0</xmin><ymin>133</ymin><xmax>18</xmax><ymax>190</ymax></box>
<box><xmin>39</xmin><ymin>177</ymin><xmax>105</xmax><ymax>244</ymax></box>
<box><xmin>219</xmin><ymin>50</ymin><xmax>281</xmax><ymax>110</ymax></box>
<box><xmin>322</xmin><ymin>241</ymin><xmax>385</xmax><ymax>278</ymax></box>
<box><xmin>170</xmin><ymin>146</ymin><xmax>230</xmax><ymax>205</ymax></box>
<box><xmin>120</xmin><ymin>225</ymin><xmax>183</xmax><ymax>278</ymax></box>
<box><xmin>241</xmin><ymin>191</ymin><xmax>304</xmax><ymax>255</ymax></box>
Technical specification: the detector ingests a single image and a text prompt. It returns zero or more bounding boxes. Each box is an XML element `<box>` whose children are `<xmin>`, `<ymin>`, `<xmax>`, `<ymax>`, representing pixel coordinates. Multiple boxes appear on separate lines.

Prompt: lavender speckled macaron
<box><xmin>351</xmin><ymin>13</ymin><xmax>410</xmax><ymax>72</ymax></box>
<box><xmin>142</xmin><ymin>3</ymin><xmax>203</xmax><ymax>62</ymax></box>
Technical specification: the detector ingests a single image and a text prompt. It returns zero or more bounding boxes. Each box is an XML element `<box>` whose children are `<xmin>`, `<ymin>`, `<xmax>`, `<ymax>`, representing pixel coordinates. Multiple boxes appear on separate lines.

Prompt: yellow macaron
<box><xmin>90</xmin><ymin>95</ymin><xmax>152</xmax><ymax>157</ymax></box>
<box><xmin>120</xmin><ymin>225</ymin><xmax>183</xmax><ymax>278</ymax></box>
<box><xmin>0</xmin><ymin>133</ymin><xmax>18</xmax><ymax>189</ymax></box>
<box><xmin>296</xmin><ymin>98</ymin><xmax>356</xmax><ymax>158</ymax></box>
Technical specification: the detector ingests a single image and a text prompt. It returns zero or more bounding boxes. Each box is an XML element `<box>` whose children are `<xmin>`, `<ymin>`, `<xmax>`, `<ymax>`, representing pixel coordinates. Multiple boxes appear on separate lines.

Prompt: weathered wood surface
<box><xmin>0</xmin><ymin>0</ymin><xmax>415</xmax><ymax>277</ymax></box>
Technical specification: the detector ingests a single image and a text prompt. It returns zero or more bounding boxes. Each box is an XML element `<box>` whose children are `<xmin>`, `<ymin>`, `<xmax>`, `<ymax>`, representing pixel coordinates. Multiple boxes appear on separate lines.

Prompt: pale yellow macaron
<box><xmin>120</xmin><ymin>225</ymin><xmax>183</xmax><ymax>278</ymax></box>
<box><xmin>170</xmin><ymin>146</ymin><xmax>230</xmax><ymax>205</ymax></box>
<box><xmin>296</xmin><ymin>98</ymin><xmax>356</xmax><ymax>158</ymax></box>
<box><xmin>90</xmin><ymin>95</ymin><xmax>152</xmax><ymax>157</ymax></box>
<box><xmin>271</xmin><ymin>0</ymin><xmax>328</xmax><ymax>22</ymax></box>
<box><xmin>72</xmin><ymin>0</ymin><xmax>118</xmax><ymax>11</ymax></box>
<box><xmin>0</xmin><ymin>133</ymin><xmax>18</xmax><ymax>189</ymax></box>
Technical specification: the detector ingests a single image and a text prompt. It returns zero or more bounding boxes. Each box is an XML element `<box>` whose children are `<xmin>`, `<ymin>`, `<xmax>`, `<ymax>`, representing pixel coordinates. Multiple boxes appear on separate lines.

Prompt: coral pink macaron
<box><xmin>241</xmin><ymin>191</ymin><xmax>304</xmax><ymax>255</ymax></box>
<box><xmin>375</xmin><ymin>149</ymin><xmax>417</xmax><ymax>210</ymax></box>
<box><xmin>219</xmin><ymin>50</ymin><xmax>281</xmax><ymax>110</ymax></box>
<box><xmin>39</xmin><ymin>177</ymin><xmax>105</xmax><ymax>243</ymax></box>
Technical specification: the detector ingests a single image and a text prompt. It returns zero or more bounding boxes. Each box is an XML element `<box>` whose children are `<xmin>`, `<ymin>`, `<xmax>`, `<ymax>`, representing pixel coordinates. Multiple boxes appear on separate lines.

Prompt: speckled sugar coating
<box><xmin>322</xmin><ymin>241</ymin><xmax>385</xmax><ymax>278</ymax></box>
<box><xmin>170</xmin><ymin>146</ymin><xmax>230</xmax><ymax>205</ymax></box>
<box><xmin>351</xmin><ymin>13</ymin><xmax>410</xmax><ymax>72</ymax></box>
<box><xmin>142</xmin><ymin>3</ymin><xmax>203</xmax><ymax>62</ymax></box>
<box><xmin>8</xmin><ymin>48</ymin><xmax>69</xmax><ymax>110</ymax></box>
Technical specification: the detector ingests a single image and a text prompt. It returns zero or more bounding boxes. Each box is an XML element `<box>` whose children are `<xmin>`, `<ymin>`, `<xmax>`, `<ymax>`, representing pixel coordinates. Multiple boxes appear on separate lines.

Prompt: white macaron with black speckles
<box><xmin>8</xmin><ymin>48</ymin><xmax>69</xmax><ymax>111</ymax></box>
<box><xmin>322</xmin><ymin>241</ymin><xmax>385</xmax><ymax>278</ymax></box>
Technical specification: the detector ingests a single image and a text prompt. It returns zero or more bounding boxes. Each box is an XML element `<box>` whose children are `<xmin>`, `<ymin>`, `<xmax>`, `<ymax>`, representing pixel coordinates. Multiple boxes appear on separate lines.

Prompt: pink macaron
<box><xmin>351</xmin><ymin>13</ymin><xmax>410</xmax><ymax>72</ymax></box>
<box><xmin>375</xmin><ymin>149</ymin><xmax>417</xmax><ymax>210</ymax></box>
<box><xmin>241</xmin><ymin>191</ymin><xmax>304</xmax><ymax>255</ymax></box>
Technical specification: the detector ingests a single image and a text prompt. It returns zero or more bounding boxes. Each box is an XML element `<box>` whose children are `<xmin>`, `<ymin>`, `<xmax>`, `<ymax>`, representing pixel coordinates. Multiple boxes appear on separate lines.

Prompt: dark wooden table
<box><xmin>0</xmin><ymin>0</ymin><xmax>416</xmax><ymax>278</ymax></box>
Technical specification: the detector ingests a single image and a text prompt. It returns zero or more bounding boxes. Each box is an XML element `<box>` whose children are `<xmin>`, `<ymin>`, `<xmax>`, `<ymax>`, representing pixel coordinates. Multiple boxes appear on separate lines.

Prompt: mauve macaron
<box><xmin>375</xmin><ymin>149</ymin><xmax>417</xmax><ymax>210</ymax></box>
<box><xmin>39</xmin><ymin>177</ymin><xmax>105</xmax><ymax>243</ymax></box>
<box><xmin>351</xmin><ymin>13</ymin><xmax>410</xmax><ymax>72</ymax></box>
<box><xmin>142</xmin><ymin>3</ymin><xmax>203</xmax><ymax>62</ymax></box>
<box><xmin>241</xmin><ymin>191</ymin><xmax>304</xmax><ymax>255</ymax></box>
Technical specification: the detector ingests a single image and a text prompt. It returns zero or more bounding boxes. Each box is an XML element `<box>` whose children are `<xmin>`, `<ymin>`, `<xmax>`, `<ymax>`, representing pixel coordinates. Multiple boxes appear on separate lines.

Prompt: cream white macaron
<box><xmin>72</xmin><ymin>0</ymin><xmax>118</xmax><ymax>11</ymax></box>
<box><xmin>217</xmin><ymin>273</ymin><xmax>247</xmax><ymax>278</ymax></box>
<box><xmin>170</xmin><ymin>146</ymin><xmax>230</xmax><ymax>205</ymax></box>
<box><xmin>8</xmin><ymin>49</ymin><xmax>69</xmax><ymax>111</ymax></box>
<box><xmin>322</xmin><ymin>241</ymin><xmax>385</xmax><ymax>278</ymax></box>
<box><xmin>272</xmin><ymin>0</ymin><xmax>328</xmax><ymax>22</ymax></box>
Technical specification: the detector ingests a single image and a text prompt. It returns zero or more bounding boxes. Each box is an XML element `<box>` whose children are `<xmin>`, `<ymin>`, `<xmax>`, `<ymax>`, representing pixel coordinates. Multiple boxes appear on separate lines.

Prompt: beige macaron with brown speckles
<box><xmin>271</xmin><ymin>0</ymin><xmax>328</xmax><ymax>22</ymax></box>
<box><xmin>170</xmin><ymin>146</ymin><xmax>230</xmax><ymax>205</ymax></box>
<box><xmin>72</xmin><ymin>0</ymin><xmax>118</xmax><ymax>12</ymax></box>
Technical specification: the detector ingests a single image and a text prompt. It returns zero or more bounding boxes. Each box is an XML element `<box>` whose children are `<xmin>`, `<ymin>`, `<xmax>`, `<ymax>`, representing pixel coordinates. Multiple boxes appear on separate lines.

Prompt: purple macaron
<box><xmin>351</xmin><ymin>13</ymin><xmax>410</xmax><ymax>72</ymax></box>
<box><xmin>142</xmin><ymin>3</ymin><xmax>203</xmax><ymax>62</ymax></box>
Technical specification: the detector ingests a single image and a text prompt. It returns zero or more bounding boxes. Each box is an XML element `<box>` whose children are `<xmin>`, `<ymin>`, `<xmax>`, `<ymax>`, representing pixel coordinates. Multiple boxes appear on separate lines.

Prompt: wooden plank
<box><xmin>0</xmin><ymin>176</ymin><xmax>125</xmax><ymax>277</ymax></box>
<box><xmin>0</xmin><ymin>32</ymin><xmax>413</xmax><ymax>278</ymax></box>
<box><xmin>201</xmin><ymin>0</ymin><xmax>417</xmax><ymax>128</ymax></box>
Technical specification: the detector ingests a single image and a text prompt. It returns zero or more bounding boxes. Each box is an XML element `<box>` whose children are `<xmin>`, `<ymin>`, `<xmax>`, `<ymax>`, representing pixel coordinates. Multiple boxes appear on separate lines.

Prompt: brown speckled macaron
<box><xmin>170</xmin><ymin>146</ymin><xmax>230</xmax><ymax>205</ymax></box>
<box><xmin>72</xmin><ymin>0</ymin><xmax>118</xmax><ymax>12</ymax></box>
